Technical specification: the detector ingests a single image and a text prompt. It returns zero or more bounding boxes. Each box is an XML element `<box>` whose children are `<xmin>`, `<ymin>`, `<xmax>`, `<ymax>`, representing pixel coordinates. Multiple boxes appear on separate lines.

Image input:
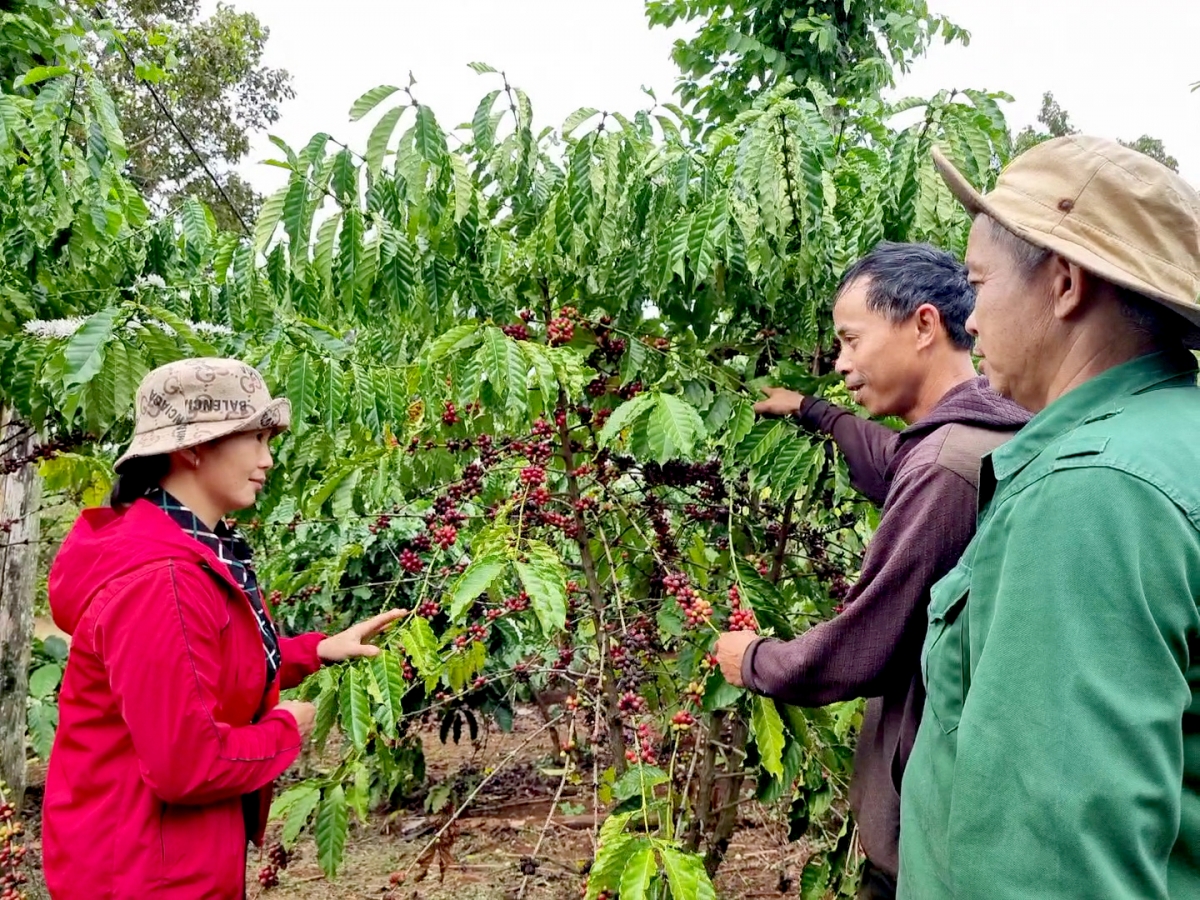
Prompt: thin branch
<box><xmin>400</xmin><ymin>712</ymin><xmax>566</xmax><ymax>882</ymax></box>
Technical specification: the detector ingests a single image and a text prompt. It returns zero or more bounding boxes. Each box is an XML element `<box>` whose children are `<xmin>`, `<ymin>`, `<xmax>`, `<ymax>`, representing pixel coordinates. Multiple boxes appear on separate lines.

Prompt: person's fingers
<box><xmin>359</xmin><ymin>608</ymin><xmax>407</xmax><ymax>637</ymax></box>
<box><xmin>357</xmin><ymin>645</ymin><xmax>382</xmax><ymax>658</ymax></box>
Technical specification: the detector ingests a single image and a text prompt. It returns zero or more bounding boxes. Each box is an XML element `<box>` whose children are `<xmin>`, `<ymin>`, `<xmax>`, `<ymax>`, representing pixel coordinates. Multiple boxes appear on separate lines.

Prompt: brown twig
<box><xmin>541</xmin><ymin>276</ymin><xmax>628</xmax><ymax>775</ymax></box>
<box><xmin>515</xmin><ymin>753</ymin><xmax>572</xmax><ymax>899</ymax></box>
<box><xmin>769</xmin><ymin>494</ymin><xmax>796</xmax><ymax>584</ymax></box>
<box><xmin>401</xmin><ymin>713</ymin><xmax>565</xmax><ymax>882</ymax></box>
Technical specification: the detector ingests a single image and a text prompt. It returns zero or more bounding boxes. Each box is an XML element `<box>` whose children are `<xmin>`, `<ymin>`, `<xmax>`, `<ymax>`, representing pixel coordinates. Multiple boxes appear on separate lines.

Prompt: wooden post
<box><xmin>0</xmin><ymin>409</ymin><xmax>41</xmax><ymax>806</ymax></box>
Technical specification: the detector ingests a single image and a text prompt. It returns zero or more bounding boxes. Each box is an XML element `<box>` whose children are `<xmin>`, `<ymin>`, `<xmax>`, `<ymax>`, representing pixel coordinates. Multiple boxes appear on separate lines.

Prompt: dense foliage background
<box><xmin>0</xmin><ymin>2</ymin><xmax>1033</xmax><ymax>896</ymax></box>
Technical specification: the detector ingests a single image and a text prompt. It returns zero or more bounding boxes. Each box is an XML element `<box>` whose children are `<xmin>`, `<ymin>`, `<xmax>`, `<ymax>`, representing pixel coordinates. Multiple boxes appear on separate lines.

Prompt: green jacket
<box><xmin>899</xmin><ymin>351</ymin><xmax>1200</xmax><ymax>900</ymax></box>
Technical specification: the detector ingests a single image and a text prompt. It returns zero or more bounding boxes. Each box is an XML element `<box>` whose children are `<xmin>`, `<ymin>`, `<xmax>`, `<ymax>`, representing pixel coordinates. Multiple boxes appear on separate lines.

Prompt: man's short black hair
<box><xmin>836</xmin><ymin>241</ymin><xmax>975</xmax><ymax>350</ymax></box>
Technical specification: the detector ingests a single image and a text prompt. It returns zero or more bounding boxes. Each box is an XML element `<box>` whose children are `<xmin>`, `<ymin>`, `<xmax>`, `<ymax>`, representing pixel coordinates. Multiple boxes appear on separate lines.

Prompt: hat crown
<box><xmin>115</xmin><ymin>358</ymin><xmax>290</xmax><ymax>472</ymax></box>
<box><xmin>998</xmin><ymin>136</ymin><xmax>1200</xmax><ymax>276</ymax></box>
<box><xmin>933</xmin><ymin>136</ymin><xmax>1200</xmax><ymax>343</ymax></box>
<box><xmin>134</xmin><ymin>358</ymin><xmax>274</xmax><ymax>434</ymax></box>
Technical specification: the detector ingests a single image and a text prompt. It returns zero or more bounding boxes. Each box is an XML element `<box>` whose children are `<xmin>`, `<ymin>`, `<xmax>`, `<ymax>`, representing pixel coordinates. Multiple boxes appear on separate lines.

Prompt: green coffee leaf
<box><xmin>596</xmin><ymin>391</ymin><xmax>656</xmax><ymax>448</ymax></box>
<box><xmin>28</xmin><ymin>663</ymin><xmax>62</xmax><ymax>699</ymax></box>
<box><xmin>660</xmin><ymin>846</ymin><xmax>717</xmax><ymax>900</ymax></box>
<box><xmin>646</xmin><ymin>393</ymin><xmax>706</xmax><ymax>463</ymax></box>
<box><xmin>368</xmin><ymin>651</ymin><xmax>406</xmax><ymax>735</ymax></box>
<box><xmin>338</xmin><ymin>665</ymin><xmax>373</xmax><ymax>752</ymax></box>
<box><xmin>449</xmin><ymin>554</ymin><xmax>507</xmax><ymax>621</ymax></box>
<box><xmin>515</xmin><ymin>540</ymin><xmax>567</xmax><ymax>635</ymax></box>
<box><xmin>64</xmin><ymin>306</ymin><xmax>118</xmax><ymax>388</ymax></box>
<box><xmin>350</xmin><ymin>84</ymin><xmax>400</xmax><ymax>121</ymax></box>
<box><xmin>315</xmin><ymin>785</ymin><xmax>349</xmax><ymax>877</ymax></box>
<box><xmin>619</xmin><ymin>843</ymin><xmax>657</xmax><ymax>900</ymax></box>
<box><xmin>751</xmin><ymin>695</ymin><xmax>786</xmax><ymax>779</ymax></box>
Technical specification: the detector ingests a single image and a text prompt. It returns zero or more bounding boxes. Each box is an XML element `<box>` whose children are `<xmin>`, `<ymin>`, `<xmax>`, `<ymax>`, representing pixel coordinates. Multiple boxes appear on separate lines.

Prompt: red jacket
<box><xmin>42</xmin><ymin>499</ymin><xmax>325</xmax><ymax>898</ymax></box>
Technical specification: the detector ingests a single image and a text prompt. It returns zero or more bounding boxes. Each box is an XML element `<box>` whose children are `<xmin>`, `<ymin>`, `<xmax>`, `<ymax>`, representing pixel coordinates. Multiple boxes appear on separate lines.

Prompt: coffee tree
<box><xmin>0</xmin><ymin>5</ymin><xmax>1014</xmax><ymax>897</ymax></box>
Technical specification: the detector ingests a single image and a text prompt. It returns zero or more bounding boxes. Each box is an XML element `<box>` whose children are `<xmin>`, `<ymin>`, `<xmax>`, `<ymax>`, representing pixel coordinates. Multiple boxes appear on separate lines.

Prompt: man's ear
<box><xmin>913</xmin><ymin>303</ymin><xmax>943</xmax><ymax>349</ymax></box>
<box><xmin>1048</xmin><ymin>255</ymin><xmax>1086</xmax><ymax>321</ymax></box>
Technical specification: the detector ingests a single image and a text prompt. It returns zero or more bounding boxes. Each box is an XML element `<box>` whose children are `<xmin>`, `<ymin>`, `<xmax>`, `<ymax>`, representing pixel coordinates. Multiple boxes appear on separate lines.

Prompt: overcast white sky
<box><xmin>224</xmin><ymin>0</ymin><xmax>1200</xmax><ymax>192</ymax></box>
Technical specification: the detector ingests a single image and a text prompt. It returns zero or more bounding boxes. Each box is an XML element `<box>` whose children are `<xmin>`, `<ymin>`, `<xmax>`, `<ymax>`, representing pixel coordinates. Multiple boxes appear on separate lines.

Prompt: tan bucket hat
<box><xmin>932</xmin><ymin>136</ymin><xmax>1200</xmax><ymax>345</ymax></box>
<box><xmin>115</xmin><ymin>358</ymin><xmax>291</xmax><ymax>471</ymax></box>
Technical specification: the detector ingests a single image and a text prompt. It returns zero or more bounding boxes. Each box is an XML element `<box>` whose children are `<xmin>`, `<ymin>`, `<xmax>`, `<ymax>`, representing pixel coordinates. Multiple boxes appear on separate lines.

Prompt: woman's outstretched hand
<box><xmin>317</xmin><ymin>608</ymin><xmax>408</xmax><ymax>663</ymax></box>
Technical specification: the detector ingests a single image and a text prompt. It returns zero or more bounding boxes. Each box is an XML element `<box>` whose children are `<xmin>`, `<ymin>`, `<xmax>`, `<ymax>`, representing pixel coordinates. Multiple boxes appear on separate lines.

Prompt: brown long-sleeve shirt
<box><xmin>741</xmin><ymin>377</ymin><xmax>1029</xmax><ymax>878</ymax></box>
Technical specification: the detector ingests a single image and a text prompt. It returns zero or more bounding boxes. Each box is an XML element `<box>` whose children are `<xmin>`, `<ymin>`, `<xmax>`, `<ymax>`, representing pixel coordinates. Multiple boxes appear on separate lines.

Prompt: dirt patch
<box><xmin>20</xmin><ymin>707</ymin><xmax>813</xmax><ymax>899</ymax></box>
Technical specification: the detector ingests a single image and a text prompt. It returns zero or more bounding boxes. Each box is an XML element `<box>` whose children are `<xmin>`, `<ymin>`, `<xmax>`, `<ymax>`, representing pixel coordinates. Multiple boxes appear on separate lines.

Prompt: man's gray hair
<box><xmin>981</xmin><ymin>214</ymin><xmax>1185</xmax><ymax>347</ymax></box>
<box><xmin>984</xmin><ymin>215</ymin><xmax>1052</xmax><ymax>280</ymax></box>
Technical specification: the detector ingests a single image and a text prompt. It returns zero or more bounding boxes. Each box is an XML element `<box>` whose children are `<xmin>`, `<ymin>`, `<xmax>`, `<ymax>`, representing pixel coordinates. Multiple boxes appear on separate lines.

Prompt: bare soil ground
<box><xmin>20</xmin><ymin>707</ymin><xmax>813</xmax><ymax>899</ymax></box>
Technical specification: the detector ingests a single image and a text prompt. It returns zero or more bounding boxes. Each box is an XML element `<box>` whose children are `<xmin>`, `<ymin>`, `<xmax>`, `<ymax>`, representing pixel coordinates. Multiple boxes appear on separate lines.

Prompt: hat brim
<box><xmin>114</xmin><ymin>397</ymin><xmax>291</xmax><ymax>472</ymax></box>
<box><xmin>932</xmin><ymin>146</ymin><xmax>1200</xmax><ymax>349</ymax></box>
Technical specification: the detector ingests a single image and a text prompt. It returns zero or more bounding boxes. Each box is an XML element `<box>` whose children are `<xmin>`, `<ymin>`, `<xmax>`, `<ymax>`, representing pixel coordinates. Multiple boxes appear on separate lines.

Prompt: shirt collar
<box><xmin>989</xmin><ymin>349</ymin><xmax>1198</xmax><ymax>483</ymax></box>
<box><xmin>147</xmin><ymin>488</ymin><xmax>253</xmax><ymax>561</ymax></box>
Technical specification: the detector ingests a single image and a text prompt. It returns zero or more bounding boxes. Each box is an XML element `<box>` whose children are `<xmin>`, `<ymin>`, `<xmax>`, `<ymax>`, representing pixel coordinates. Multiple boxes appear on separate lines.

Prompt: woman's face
<box><xmin>193</xmin><ymin>430</ymin><xmax>275</xmax><ymax>515</ymax></box>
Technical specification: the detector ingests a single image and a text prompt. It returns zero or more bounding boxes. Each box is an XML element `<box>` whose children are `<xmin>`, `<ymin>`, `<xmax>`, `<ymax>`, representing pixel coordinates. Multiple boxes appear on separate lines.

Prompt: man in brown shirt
<box><xmin>715</xmin><ymin>241</ymin><xmax>1029</xmax><ymax>899</ymax></box>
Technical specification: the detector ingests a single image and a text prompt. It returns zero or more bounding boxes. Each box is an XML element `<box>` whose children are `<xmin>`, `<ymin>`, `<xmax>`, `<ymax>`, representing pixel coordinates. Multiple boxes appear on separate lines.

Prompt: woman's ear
<box><xmin>169</xmin><ymin>448</ymin><xmax>201</xmax><ymax>471</ymax></box>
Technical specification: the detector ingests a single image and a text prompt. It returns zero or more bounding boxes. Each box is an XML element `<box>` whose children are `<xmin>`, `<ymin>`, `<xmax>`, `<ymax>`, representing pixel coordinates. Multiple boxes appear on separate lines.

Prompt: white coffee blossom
<box><xmin>23</xmin><ymin>317</ymin><xmax>88</xmax><ymax>339</ymax></box>
<box><xmin>22</xmin><ymin>315</ymin><xmax>231</xmax><ymax>340</ymax></box>
<box><xmin>191</xmin><ymin>321</ymin><xmax>234</xmax><ymax>336</ymax></box>
<box><xmin>135</xmin><ymin>274</ymin><xmax>167</xmax><ymax>290</ymax></box>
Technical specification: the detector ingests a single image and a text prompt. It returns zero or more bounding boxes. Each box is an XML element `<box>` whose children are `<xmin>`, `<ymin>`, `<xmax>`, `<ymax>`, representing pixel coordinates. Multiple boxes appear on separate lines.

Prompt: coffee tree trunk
<box><xmin>0</xmin><ymin>409</ymin><xmax>40</xmax><ymax>804</ymax></box>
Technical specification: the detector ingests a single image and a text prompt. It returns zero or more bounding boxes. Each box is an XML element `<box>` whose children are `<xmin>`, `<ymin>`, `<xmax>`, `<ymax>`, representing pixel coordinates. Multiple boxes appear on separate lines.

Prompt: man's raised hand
<box><xmin>753</xmin><ymin>386</ymin><xmax>805</xmax><ymax>417</ymax></box>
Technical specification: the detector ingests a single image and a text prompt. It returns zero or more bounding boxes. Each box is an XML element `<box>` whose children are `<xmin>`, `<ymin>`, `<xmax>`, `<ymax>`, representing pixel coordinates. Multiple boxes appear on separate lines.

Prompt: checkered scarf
<box><xmin>148</xmin><ymin>488</ymin><xmax>281</xmax><ymax>687</ymax></box>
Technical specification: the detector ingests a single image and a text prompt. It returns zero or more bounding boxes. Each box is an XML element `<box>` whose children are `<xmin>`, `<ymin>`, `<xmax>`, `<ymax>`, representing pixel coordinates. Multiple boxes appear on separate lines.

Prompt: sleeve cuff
<box><xmin>301</xmin><ymin>631</ymin><xmax>328</xmax><ymax>666</ymax></box>
<box><xmin>740</xmin><ymin>637</ymin><xmax>765</xmax><ymax>692</ymax></box>
<box><xmin>794</xmin><ymin>396</ymin><xmax>830</xmax><ymax>430</ymax></box>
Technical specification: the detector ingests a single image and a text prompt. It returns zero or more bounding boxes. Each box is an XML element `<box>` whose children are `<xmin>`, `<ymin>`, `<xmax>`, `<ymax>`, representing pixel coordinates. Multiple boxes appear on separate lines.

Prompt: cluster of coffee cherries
<box><xmin>606</xmin><ymin>616</ymin><xmax>658</xmax><ymax>696</ymax></box>
<box><xmin>590</xmin><ymin>315</ymin><xmax>628</xmax><ymax>361</ymax></box>
<box><xmin>257</xmin><ymin>842</ymin><xmax>290</xmax><ymax>889</ymax></box>
<box><xmin>547</xmin><ymin>306</ymin><xmax>578</xmax><ymax>346</ymax></box>
<box><xmin>624</xmin><ymin>721</ymin><xmax>659</xmax><ymax>766</ymax></box>
<box><xmin>268</xmin><ymin>584</ymin><xmax>319</xmax><ymax>611</ymax></box>
<box><xmin>503</xmin><ymin>591</ymin><xmax>531</xmax><ymax>613</ymax></box>
<box><xmin>726</xmin><ymin>584</ymin><xmax>758</xmax><ymax>631</ymax></box>
<box><xmin>500</xmin><ymin>321</ymin><xmax>530</xmax><ymax>341</ymax></box>
<box><xmin>0</xmin><ymin>520</ymin><xmax>15</xmax><ymax>536</ymax></box>
<box><xmin>617</xmin><ymin>690</ymin><xmax>648</xmax><ymax>715</ymax></box>
<box><xmin>670</xmin><ymin>709</ymin><xmax>697</xmax><ymax>731</ymax></box>
<box><xmin>452</xmin><ymin>623</ymin><xmax>490</xmax><ymax>650</ymax></box>
<box><xmin>0</xmin><ymin>431</ymin><xmax>85</xmax><ymax>476</ymax></box>
<box><xmin>398</xmin><ymin>547</ymin><xmax>424</xmax><ymax>573</ymax></box>
<box><xmin>430</xmin><ymin>523</ymin><xmax>458</xmax><ymax>550</ymax></box>
<box><xmin>585</xmin><ymin>374</ymin><xmax>610</xmax><ymax>398</ymax></box>
<box><xmin>642</xmin><ymin>494</ymin><xmax>678</xmax><ymax>557</ymax></box>
<box><xmin>519</xmin><ymin>464</ymin><xmax>546</xmax><ymax>487</ymax></box>
<box><xmin>663</xmin><ymin>571</ymin><xmax>713</xmax><ymax>629</ymax></box>
<box><xmin>0</xmin><ymin>796</ymin><xmax>27</xmax><ymax>900</ymax></box>
<box><xmin>419</xmin><ymin>476</ymin><xmax>479</xmax><ymax>552</ymax></box>
<box><xmin>616</xmin><ymin>380</ymin><xmax>644</xmax><ymax>401</ymax></box>
<box><xmin>795</xmin><ymin>525</ymin><xmax>853</xmax><ymax>608</ymax></box>
<box><xmin>500</xmin><ymin>308</ymin><xmax>535</xmax><ymax>342</ymax></box>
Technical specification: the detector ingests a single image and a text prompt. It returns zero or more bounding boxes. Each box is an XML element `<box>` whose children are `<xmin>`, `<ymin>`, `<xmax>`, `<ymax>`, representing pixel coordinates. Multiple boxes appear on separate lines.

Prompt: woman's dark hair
<box><xmin>109</xmin><ymin>455</ymin><xmax>171</xmax><ymax>508</ymax></box>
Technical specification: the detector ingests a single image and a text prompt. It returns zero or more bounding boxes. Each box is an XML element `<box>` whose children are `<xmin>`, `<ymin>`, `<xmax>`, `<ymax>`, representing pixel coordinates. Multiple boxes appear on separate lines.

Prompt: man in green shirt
<box><xmin>899</xmin><ymin>136</ymin><xmax>1200</xmax><ymax>899</ymax></box>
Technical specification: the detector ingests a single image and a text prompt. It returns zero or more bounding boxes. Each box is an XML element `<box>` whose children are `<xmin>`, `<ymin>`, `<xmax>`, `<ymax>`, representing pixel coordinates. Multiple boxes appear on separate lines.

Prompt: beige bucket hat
<box><xmin>932</xmin><ymin>135</ymin><xmax>1200</xmax><ymax>346</ymax></box>
<box><xmin>115</xmin><ymin>358</ymin><xmax>291</xmax><ymax>472</ymax></box>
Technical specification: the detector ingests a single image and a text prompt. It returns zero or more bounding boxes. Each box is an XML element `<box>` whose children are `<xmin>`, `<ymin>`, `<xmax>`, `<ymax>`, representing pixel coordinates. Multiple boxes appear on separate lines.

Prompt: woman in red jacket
<box><xmin>42</xmin><ymin>357</ymin><xmax>402</xmax><ymax>898</ymax></box>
